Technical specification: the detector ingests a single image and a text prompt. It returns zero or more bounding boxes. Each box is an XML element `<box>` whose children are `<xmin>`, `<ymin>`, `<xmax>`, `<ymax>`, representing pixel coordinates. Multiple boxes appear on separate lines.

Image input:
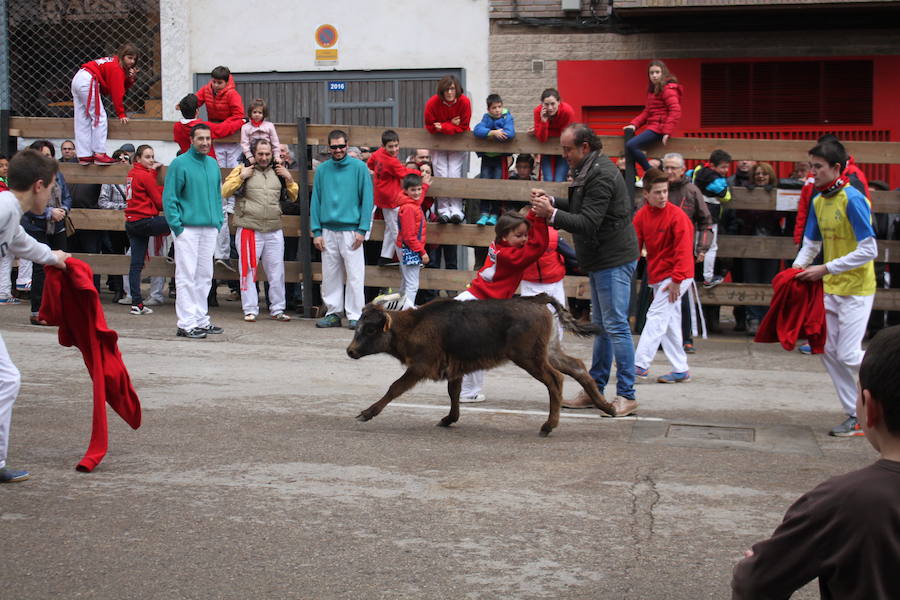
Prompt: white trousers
<box><xmin>0</xmin><ymin>334</ymin><xmax>22</xmax><ymax>469</ymax></box>
<box><xmin>16</xmin><ymin>259</ymin><xmax>32</xmax><ymax>286</ymax></box>
<box><xmin>454</xmin><ymin>290</ymin><xmax>484</xmax><ymax>397</ymax></box>
<box><xmin>0</xmin><ymin>254</ymin><xmax>13</xmax><ymax>297</ymax></box>
<box><xmin>215</xmin><ymin>147</ymin><xmax>241</xmax><ymax>257</ymax></box>
<box><xmin>703</xmin><ymin>223</ymin><xmax>718</xmax><ymax>282</ymax></box>
<box><xmin>321</xmin><ymin>229</ymin><xmax>366</xmax><ymax>321</ymax></box>
<box><xmin>380</xmin><ymin>207</ymin><xmax>399</xmax><ymax>260</ymax></box>
<box><xmin>431</xmin><ymin>150</ymin><xmax>465</xmax><ymax>219</ymax></box>
<box><xmin>399</xmin><ymin>263</ymin><xmax>422</xmax><ymax>309</ymax></box>
<box><xmin>634</xmin><ymin>278</ymin><xmax>691</xmax><ymax>373</ymax></box>
<box><xmin>520</xmin><ymin>279</ymin><xmax>567</xmax><ymax>340</ymax></box>
<box><xmin>71</xmin><ymin>68</ymin><xmax>107</xmax><ymax>157</ymax></box>
<box><xmin>823</xmin><ymin>293</ymin><xmax>874</xmax><ymax>417</ymax></box>
<box><xmin>236</xmin><ymin>227</ymin><xmax>286</xmax><ymax>317</ymax></box>
<box><xmin>174</xmin><ymin>226</ymin><xmax>217</xmax><ymax>331</ymax></box>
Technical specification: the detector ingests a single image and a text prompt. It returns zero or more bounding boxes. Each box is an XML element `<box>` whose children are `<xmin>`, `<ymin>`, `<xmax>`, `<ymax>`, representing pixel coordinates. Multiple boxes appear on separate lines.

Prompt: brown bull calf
<box><xmin>346</xmin><ymin>294</ymin><xmax>617</xmax><ymax>436</ymax></box>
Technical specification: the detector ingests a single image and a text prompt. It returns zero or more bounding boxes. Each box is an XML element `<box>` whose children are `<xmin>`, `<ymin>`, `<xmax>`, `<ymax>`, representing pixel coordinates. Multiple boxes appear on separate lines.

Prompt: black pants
<box><xmin>26</xmin><ymin>228</ymin><xmax>67</xmax><ymax>314</ymax></box>
<box><xmin>126</xmin><ymin>216</ymin><xmax>171</xmax><ymax>306</ymax></box>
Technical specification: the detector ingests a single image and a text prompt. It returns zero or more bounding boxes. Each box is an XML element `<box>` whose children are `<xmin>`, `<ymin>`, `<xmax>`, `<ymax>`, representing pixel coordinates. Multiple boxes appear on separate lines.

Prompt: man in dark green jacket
<box><xmin>531</xmin><ymin>123</ymin><xmax>640</xmax><ymax>416</ymax></box>
<box><xmin>163</xmin><ymin>123</ymin><xmax>224</xmax><ymax>339</ymax></box>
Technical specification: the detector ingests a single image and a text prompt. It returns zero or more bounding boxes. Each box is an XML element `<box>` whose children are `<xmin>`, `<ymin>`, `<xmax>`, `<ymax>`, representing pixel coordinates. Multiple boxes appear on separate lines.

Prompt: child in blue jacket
<box><xmin>472</xmin><ymin>94</ymin><xmax>515</xmax><ymax>226</ymax></box>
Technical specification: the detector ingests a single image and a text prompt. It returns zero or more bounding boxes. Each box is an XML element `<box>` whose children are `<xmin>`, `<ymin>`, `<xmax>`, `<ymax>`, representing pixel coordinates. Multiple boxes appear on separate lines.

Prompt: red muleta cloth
<box><xmin>39</xmin><ymin>258</ymin><xmax>141</xmax><ymax>472</ymax></box>
<box><xmin>754</xmin><ymin>268</ymin><xmax>826</xmax><ymax>353</ymax></box>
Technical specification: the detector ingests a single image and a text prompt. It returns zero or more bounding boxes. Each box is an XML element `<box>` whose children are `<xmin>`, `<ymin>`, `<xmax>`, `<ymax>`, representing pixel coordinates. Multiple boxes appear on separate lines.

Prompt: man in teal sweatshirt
<box><xmin>311</xmin><ymin>129</ymin><xmax>374</xmax><ymax>329</ymax></box>
<box><xmin>163</xmin><ymin>123</ymin><xmax>225</xmax><ymax>339</ymax></box>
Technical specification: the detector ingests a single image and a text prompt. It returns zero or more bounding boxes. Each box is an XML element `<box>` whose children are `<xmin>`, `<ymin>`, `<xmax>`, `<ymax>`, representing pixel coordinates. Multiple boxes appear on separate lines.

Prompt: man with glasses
<box><xmin>310</xmin><ymin>130</ymin><xmax>374</xmax><ymax>329</ymax></box>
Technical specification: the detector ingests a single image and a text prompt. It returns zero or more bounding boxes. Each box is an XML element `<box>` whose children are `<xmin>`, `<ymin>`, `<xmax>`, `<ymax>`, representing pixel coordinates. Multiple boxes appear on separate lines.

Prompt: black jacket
<box><xmin>553</xmin><ymin>151</ymin><xmax>639</xmax><ymax>273</ymax></box>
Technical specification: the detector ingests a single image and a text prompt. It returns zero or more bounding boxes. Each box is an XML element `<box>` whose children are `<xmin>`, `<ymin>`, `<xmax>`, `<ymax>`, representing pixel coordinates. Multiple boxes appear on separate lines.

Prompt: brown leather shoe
<box><xmin>612</xmin><ymin>396</ymin><xmax>639</xmax><ymax>417</ymax></box>
<box><xmin>562</xmin><ymin>389</ymin><xmax>596</xmax><ymax>409</ymax></box>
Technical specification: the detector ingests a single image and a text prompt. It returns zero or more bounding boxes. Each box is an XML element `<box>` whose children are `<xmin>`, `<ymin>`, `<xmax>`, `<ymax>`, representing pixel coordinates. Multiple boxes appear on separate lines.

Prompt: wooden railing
<box><xmin>7</xmin><ymin>116</ymin><xmax>900</xmax><ymax>312</ymax></box>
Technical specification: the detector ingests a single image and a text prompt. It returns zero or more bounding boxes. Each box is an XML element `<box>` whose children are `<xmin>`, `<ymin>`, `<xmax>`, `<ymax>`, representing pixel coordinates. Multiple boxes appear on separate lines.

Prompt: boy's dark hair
<box><xmin>817</xmin><ymin>133</ymin><xmax>840</xmax><ymax>144</ymax></box>
<box><xmin>402</xmin><ymin>173</ymin><xmax>423</xmax><ymax>190</ymax></box>
<box><xmin>250</xmin><ymin>138</ymin><xmax>272</xmax><ymax>155</ymax></box>
<box><xmin>381</xmin><ymin>129</ymin><xmax>400</xmax><ymax>146</ymax></box>
<box><xmin>436</xmin><ymin>75</ymin><xmax>463</xmax><ymax>98</ymax></box>
<box><xmin>112</xmin><ymin>149</ymin><xmax>129</xmax><ymax>162</ymax></box>
<box><xmin>495</xmin><ymin>211</ymin><xmax>530</xmax><ymax>242</ymax></box>
<box><xmin>328</xmin><ymin>130</ymin><xmax>348</xmax><ymax>144</ymax></box>
<box><xmin>135</xmin><ymin>144</ymin><xmax>153</xmax><ymax>161</ymax></box>
<box><xmin>565</xmin><ymin>123</ymin><xmax>602</xmax><ymax>152</ymax></box>
<box><xmin>248</xmin><ymin>98</ymin><xmax>268</xmax><ymax>120</ymax></box>
<box><xmin>859</xmin><ymin>325</ymin><xmax>900</xmax><ymax>434</ymax></box>
<box><xmin>809</xmin><ymin>141</ymin><xmax>848</xmax><ymax>172</ymax></box>
<box><xmin>486</xmin><ymin>93</ymin><xmax>502</xmax><ymax>107</ymax></box>
<box><xmin>178</xmin><ymin>93</ymin><xmax>199</xmax><ymax>119</ymax></box>
<box><xmin>515</xmin><ymin>153</ymin><xmax>535</xmax><ymax>169</ymax></box>
<box><xmin>7</xmin><ymin>149</ymin><xmax>58</xmax><ymax>191</ymax></box>
<box><xmin>117</xmin><ymin>42</ymin><xmax>140</xmax><ymax>59</ymax></box>
<box><xmin>642</xmin><ymin>167</ymin><xmax>668</xmax><ymax>189</ymax></box>
<box><xmin>190</xmin><ymin>123</ymin><xmax>212</xmax><ymax>138</ymax></box>
<box><xmin>540</xmin><ymin>88</ymin><xmax>561</xmax><ymax>102</ymax></box>
<box><xmin>211</xmin><ymin>66</ymin><xmax>230</xmax><ymax>81</ymax></box>
<box><xmin>709</xmin><ymin>149</ymin><xmax>732</xmax><ymax>166</ymax></box>
<box><xmin>0</xmin><ymin>154</ymin><xmax>8</xmax><ymax>161</ymax></box>
<box><xmin>29</xmin><ymin>140</ymin><xmax>56</xmax><ymax>158</ymax></box>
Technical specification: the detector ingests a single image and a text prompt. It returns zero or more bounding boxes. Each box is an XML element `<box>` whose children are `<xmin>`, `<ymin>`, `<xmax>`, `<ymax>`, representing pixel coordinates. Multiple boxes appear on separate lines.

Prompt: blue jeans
<box><xmin>126</xmin><ymin>216</ymin><xmax>171</xmax><ymax>306</ymax></box>
<box><xmin>479</xmin><ymin>156</ymin><xmax>505</xmax><ymax>215</ymax></box>
<box><xmin>625</xmin><ymin>129</ymin><xmax>664</xmax><ymax>172</ymax></box>
<box><xmin>589</xmin><ymin>261</ymin><xmax>637</xmax><ymax>399</ymax></box>
<box><xmin>540</xmin><ymin>155</ymin><xmax>569</xmax><ymax>182</ymax></box>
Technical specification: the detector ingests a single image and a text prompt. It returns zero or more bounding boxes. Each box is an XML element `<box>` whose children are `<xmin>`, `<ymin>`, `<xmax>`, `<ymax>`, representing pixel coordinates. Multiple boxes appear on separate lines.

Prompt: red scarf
<box><xmin>250</xmin><ymin>119</ymin><xmax>264</xmax><ymax>128</ymax></box>
<box><xmin>39</xmin><ymin>259</ymin><xmax>141</xmax><ymax>472</ymax></box>
<box><xmin>239</xmin><ymin>228</ymin><xmax>258</xmax><ymax>291</ymax></box>
<box><xmin>815</xmin><ymin>175</ymin><xmax>847</xmax><ymax>197</ymax></box>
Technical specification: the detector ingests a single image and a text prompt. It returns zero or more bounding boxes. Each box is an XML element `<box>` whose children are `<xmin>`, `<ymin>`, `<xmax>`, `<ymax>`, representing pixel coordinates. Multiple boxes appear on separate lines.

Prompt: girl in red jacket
<box><xmin>395</xmin><ymin>174</ymin><xmax>431</xmax><ymax>309</ymax></box>
<box><xmin>124</xmin><ymin>145</ymin><xmax>170</xmax><ymax>315</ymax></box>
<box><xmin>423</xmin><ymin>75</ymin><xmax>471</xmax><ymax>223</ymax></box>
<box><xmin>71</xmin><ymin>43</ymin><xmax>139</xmax><ymax>165</ymax></box>
<box><xmin>455</xmin><ymin>209</ymin><xmax>550</xmax><ymax>402</ymax></box>
<box><xmin>624</xmin><ymin>60</ymin><xmax>683</xmax><ymax>173</ymax></box>
<box><xmin>531</xmin><ymin>88</ymin><xmax>575</xmax><ymax>182</ymax></box>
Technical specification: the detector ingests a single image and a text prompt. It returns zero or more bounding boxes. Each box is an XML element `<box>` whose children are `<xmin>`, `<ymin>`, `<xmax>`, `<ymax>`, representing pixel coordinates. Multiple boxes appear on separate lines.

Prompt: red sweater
<box><xmin>39</xmin><ymin>259</ymin><xmax>142</xmax><ymax>472</ymax></box>
<box><xmin>125</xmin><ymin>163</ymin><xmax>163</xmax><ymax>222</ymax></box>
<box><xmin>467</xmin><ymin>212</ymin><xmax>549</xmax><ymax>299</ymax></box>
<box><xmin>172</xmin><ymin>117</ymin><xmax>245</xmax><ymax>158</ymax></box>
<box><xmin>395</xmin><ymin>187</ymin><xmax>429</xmax><ymax>256</ymax></box>
<box><xmin>630</xmin><ymin>82</ymin><xmax>683</xmax><ymax>136</ymax></box>
<box><xmin>754</xmin><ymin>268</ymin><xmax>826</xmax><ymax>353</ymax></box>
<box><xmin>633</xmin><ymin>201</ymin><xmax>695</xmax><ymax>285</ymax></box>
<box><xmin>80</xmin><ymin>57</ymin><xmax>136</xmax><ymax>119</ymax></box>
<box><xmin>424</xmin><ymin>94</ymin><xmax>472</xmax><ymax>135</ymax></box>
<box><xmin>792</xmin><ymin>156</ymin><xmax>871</xmax><ymax>245</ymax></box>
<box><xmin>532</xmin><ymin>101</ymin><xmax>576</xmax><ymax>142</ymax></box>
<box><xmin>522</xmin><ymin>228</ymin><xmax>565</xmax><ymax>284</ymax></box>
<box><xmin>368</xmin><ymin>148</ymin><xmax>421</xmax><ymax>209</ymax></box>
<box><xmin>195</xmin><ymin>75</ymin><xmax>245</xmax><ymax>122</ymax></box>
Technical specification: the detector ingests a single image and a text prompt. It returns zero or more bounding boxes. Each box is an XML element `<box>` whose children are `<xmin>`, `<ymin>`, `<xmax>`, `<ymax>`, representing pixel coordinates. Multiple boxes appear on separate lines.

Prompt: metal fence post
<box><xmin>0</xmin><ymin>0</ymin><xmax>11</xmax><ymax>157</ymax></box>
<box><xmin>297</xmin><ymin>117</ymin><xmax>314</xmax><ymax>319</ymax></box>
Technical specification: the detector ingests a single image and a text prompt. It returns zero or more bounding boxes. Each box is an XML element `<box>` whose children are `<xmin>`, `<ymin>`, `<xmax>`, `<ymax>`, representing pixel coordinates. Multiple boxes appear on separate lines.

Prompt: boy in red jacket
<box><xmin>632</xmin><ymin>169</ymin><xmax>696</xmax><ymax>383</ymax></box>
<box><xmin>173</xmin><ymin>94</ymin><xmax>245</xmax><ymax>159</ymax></box>
<box><xmin>455</xmin><ymin>209</ymin><xmax>549</xmax><ymax>402</ymax></box>
<box><xmin>71</xmin><ymin>43</ymin><xmax>139</xmax><ymax>165</ymax></box>
<box><xmin>395</xmin><ymin>174</ymin><xmax>431</xmax><ymax>309</ymax></box>
<box><xmin>369</xmin><ymin>130</ymin><xmax>422</xmax><ymax>266</ymax></box>
<box><xmin>191</xmin><ymin>66</ymin><xmax>245</xmax><ymax>167</ymax></box>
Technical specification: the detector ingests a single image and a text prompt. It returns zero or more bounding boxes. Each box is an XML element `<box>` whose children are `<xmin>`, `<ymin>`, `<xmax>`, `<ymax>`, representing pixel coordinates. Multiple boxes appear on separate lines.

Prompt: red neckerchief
<box><xmin>250</xmin><ymin>119</ymin><xmax>263</xmax><ymax>128</ymax></box>
<box><xmin>815</xmin><ymin>175</ymin><xmax>847</xmax><ymax>197</ymax></box>
<box><xmin>239</xmin><ymin>228</ymin><xmax>258</xmax><ymax>291</ymax></box>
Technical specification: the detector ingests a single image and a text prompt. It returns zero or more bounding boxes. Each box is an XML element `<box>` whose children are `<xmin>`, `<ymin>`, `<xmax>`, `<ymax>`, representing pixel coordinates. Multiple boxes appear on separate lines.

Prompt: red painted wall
<box><xmin>558</xmin><ymin>56</ymin><xmax>900</xmax><ymax>187</ymax></box>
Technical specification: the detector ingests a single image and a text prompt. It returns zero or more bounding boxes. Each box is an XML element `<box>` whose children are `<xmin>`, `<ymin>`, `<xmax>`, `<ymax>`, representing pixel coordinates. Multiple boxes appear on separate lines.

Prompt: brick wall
<box><xmin>489</xmin><ymin>27</ymin><xmax>900</xmax><ymax>127</ymax></box>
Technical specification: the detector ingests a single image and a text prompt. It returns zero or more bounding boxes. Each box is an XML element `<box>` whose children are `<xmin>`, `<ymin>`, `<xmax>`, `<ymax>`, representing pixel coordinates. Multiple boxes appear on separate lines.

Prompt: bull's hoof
<box><xmin>539</xmin><ymin>423</ymin><xmax>553</xmax><ymax>437</ymax></box>
<box><xmin>356</xmin><ymin>412</ymin><xmax>373</xmax><ymax>422</ymax></box>
<box><xmin>437</xmin><ymin>416</ymin><xmax>455</xmax><ymax>427</ymax></box>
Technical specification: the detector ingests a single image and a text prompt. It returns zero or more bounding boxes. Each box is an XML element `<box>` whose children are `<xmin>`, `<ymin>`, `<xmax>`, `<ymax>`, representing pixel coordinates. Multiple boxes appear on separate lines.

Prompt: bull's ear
<box><xmin>383</xmin><ymin>312</ymin><xmax>393</xmax><ymax>332</ymax></box>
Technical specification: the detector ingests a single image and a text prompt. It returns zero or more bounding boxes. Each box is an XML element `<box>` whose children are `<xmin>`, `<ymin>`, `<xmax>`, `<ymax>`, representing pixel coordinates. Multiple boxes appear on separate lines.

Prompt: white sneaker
<box><xmin>144</xmin><ymin>298</ymin><xmax>163</xmax><ymax>306</ymax></box>
<box><xmin>129</xmin><ymin>305</ymin><xmax>153</xmax><ymax>315</ymax></box>
<box><xmin>117</xmin><ymin>296</ymin><xmax>133</xmax><ymax>305</ymax></box>
<box><xmin>459</xmin><ymin>394</ymin><xmax>486</xmax><ymax>404</ymax></box>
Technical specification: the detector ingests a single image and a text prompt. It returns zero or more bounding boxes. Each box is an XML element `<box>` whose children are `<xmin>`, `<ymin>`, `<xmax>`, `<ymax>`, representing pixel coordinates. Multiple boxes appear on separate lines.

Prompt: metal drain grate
<box><xmin>666</xmin><ymin>424</ymin><xmax>755</xmax><ymax>443</ymax></box>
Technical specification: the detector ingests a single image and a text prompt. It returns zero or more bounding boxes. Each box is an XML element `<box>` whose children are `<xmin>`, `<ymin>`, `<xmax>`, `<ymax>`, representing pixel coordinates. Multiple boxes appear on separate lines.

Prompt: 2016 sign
<box><xmin>329</xmin><ymin>81</ymin><xmax>346</xmax><ymax>91</ymax></box>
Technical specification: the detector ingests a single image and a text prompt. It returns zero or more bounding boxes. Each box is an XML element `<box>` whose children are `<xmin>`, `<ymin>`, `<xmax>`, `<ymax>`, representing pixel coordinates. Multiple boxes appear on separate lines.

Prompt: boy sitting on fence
<box><xmin>472</xmin><ymin>93</ymin><xmax>515</xmax><ymax>226</ymax></box>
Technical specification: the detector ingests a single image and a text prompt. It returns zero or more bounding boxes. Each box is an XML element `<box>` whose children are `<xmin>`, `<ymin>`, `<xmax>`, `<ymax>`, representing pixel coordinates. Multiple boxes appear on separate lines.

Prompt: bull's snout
<box><xmin>347</xmin><ymin>345</ymin><xmax>361</xmax><ymax>359</ymax></box>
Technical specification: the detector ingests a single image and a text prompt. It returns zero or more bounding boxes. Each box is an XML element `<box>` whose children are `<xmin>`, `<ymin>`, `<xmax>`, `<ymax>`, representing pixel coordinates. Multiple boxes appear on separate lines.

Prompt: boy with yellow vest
<box><xmin>793</xmin><ymin>141</ymin><xmax>877</xmax><ymax>437</ymax></box>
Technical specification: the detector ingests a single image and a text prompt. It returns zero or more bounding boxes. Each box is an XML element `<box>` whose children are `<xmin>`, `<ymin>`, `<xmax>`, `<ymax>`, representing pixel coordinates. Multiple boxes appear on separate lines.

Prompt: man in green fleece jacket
<box><xmin>163</xmin><ymin>124</ymin><xmax>225</xmax><ymax>339</ymax></box>
<box><xmin>310</xmin><ymin>129</ymin><xmax>374</xmax><ymax>329</ymax></box>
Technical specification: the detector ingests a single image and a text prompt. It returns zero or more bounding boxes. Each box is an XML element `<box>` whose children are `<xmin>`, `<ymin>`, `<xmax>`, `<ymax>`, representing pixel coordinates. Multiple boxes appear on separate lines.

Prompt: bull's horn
<box><xmin>383</xmin><ymin>312</ymin><xmax>393</xmax><ymax>332</ymax></box>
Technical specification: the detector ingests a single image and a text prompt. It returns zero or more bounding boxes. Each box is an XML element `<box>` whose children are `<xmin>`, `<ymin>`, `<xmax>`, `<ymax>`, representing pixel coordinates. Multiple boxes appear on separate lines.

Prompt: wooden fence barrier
<box><xmin>7</xmin><ymin>117</ymin><xmax>900</xmax><ymax>312</ymax></box>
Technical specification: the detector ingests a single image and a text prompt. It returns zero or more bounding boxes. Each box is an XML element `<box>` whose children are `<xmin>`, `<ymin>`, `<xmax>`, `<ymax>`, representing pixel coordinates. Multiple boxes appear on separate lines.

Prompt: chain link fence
<box><xmin>6</xmin><ymin>0</ymin><xmax>161</xmax><ymax>119</ymax></box>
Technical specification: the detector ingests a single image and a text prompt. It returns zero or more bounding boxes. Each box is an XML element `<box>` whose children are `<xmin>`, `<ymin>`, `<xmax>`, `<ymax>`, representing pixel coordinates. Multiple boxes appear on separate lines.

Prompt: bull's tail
<box><xmin>526</xmin><ymin>293</ymin><xmax>601</xmax><ymax>338</ymax></box>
